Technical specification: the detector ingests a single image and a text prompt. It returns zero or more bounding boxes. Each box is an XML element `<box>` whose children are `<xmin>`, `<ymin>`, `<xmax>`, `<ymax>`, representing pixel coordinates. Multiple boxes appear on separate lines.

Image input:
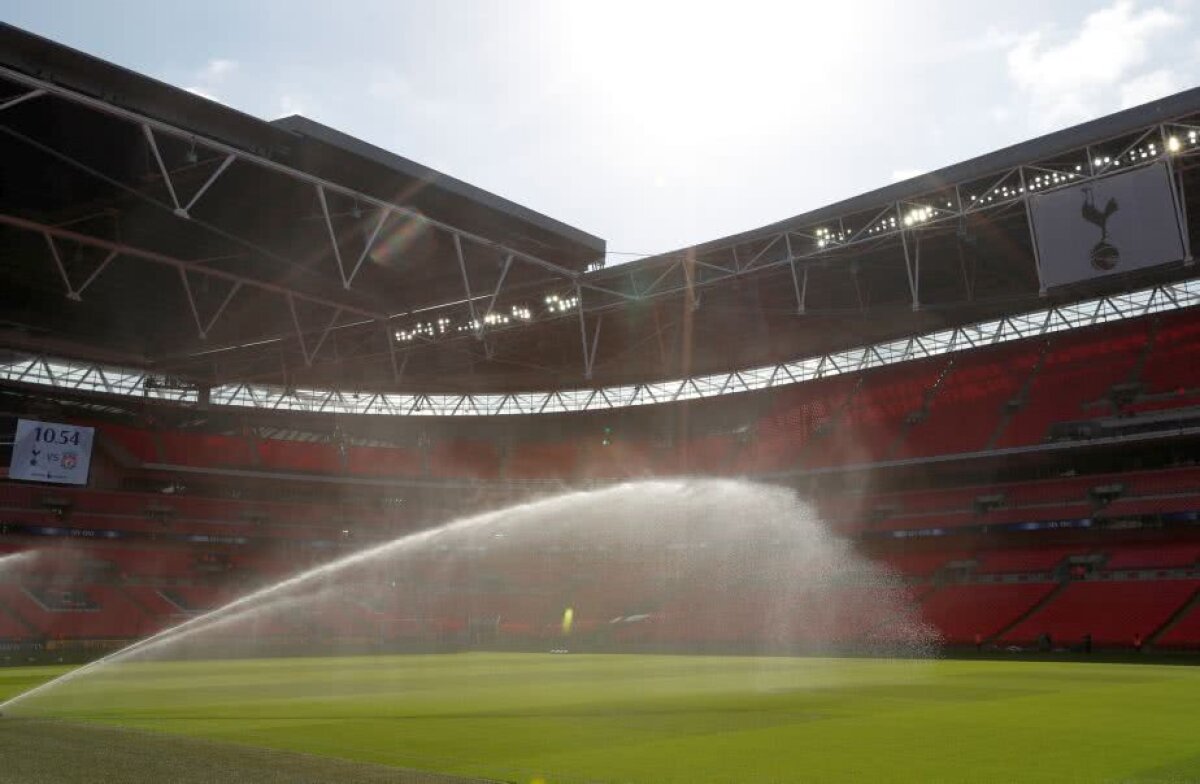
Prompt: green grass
<box><xmin>3</xmin><ymin>653</ymin><xmax>1200</xmax><ymax>782</ymax></box>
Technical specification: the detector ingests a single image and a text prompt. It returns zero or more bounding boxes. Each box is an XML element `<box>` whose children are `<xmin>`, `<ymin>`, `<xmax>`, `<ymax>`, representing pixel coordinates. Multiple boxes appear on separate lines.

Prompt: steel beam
<box><xmin>452</xmin><ymin>234</ymin><xmax>480</xmax><ymax>336</ymax></box>
<box><xmin>287</xmin><ymin>295</ymin><xmax>344</xmax><ymax>367</ymax></box>
<box><xmin>0</xmin><ymin>213</ymin><xmax>387</xmax><ymax>321</ymax></box>
<box><xmin>179</xmin><ymin>269</ymin><xmax>243</xmax><ymax>339</ymax></box>
<box><xmin>181</xmin><ymin>154</ymin><xmax>236</xmax><ymax>217</ymax></box>
<box><xmin>42</xmin><ymin>233</ymin><xmax>80</xmax><ymax>301</ymax></box>
<box><xmin>0</xmin><ymin>65</ymin><xmax>601</xmax><ymax>295</ymax></box>
<box><xmin>0</xmin><ymin>88</ymin><xmax>44</xmax><ymax>112</ymax></box>
<box><xmin>346</xmin><ymin>208</ymin><xmax>391</xmax><ymax>288</ymax></box>
<box><xmin>142</xmin><ymin>124</ymin><xmax>184</xmax><ymax>216</ymax></box>
<box><xmin>1018</xmin><ymin>168</ymin><xmax>1047</xmax><ymax>295</ymax></box>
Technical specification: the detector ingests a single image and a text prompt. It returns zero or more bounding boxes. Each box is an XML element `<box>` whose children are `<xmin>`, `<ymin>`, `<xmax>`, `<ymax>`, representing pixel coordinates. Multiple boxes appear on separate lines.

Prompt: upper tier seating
<box><xmin>1131</xmin><ymin>309</ymin><xmax>1200</xmax><ymax>413</ymax></box>
<box><xmin>743</xmin><ymin>376</ymin><xmax>857</xmax><ymax>473</ymax></box>
<box><xmin>899</xmin><ymin>344</ymin><xmax>1039</xmax><ymax>458</ymax></box>
<box><xmin>996</xmin><ymin>322</ymin><xmax>1147</xmax><ymax>448</ymax></box>
<box><xmin>806</xmin><ymin>360</ymin><xmax>945</xmax><ymax>468</ymax></box>
<box><xmin>46</xmin><ymin>309</ymin><xmax>1194</xmax><ymax>485</ymax></box>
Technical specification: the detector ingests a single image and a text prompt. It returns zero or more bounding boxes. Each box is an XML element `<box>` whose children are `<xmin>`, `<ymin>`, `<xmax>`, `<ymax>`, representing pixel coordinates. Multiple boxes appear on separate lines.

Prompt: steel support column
<box><xmin>1019</xmin><ymin>168</ymin><xmax>1048</xmax><ymax>295</ymax></box>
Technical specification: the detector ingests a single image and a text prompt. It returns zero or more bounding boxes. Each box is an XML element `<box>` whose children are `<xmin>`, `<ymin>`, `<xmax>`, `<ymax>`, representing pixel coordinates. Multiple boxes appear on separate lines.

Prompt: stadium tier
<box><xmin>5</xmin><ymin>308</ymin><xmax>1194</xmax><ymax>487</ymax></box>
<box><xmin>2</xmin><ymin>307</ymin><xmax>1200</xmax><ymax>651</ymax></box>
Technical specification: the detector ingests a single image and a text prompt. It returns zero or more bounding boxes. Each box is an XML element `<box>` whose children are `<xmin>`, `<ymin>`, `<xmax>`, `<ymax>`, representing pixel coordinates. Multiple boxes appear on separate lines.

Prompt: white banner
<box><xmin>9</xmin><ymin>419</ymin><xmax>95</xmax><ymax>485</ymax></box>
<box><xmin>1029</xmin><ymin>162</ymin><xmax>1186</xmax><ymax>289</ymax></box>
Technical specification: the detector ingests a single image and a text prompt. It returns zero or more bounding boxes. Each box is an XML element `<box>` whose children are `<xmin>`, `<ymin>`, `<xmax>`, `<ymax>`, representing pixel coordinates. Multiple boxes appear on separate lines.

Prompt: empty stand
<box><xmin>506</xmin><ymin>441</ymin><xmax>579</xmax><ymax>481</ymax></box>
<box><xmin>1154</xmin><ymin>593</ymin><xmax>1200</xmax><ymax>649</ymax></box>
<box><xmin>808</xmin><ymin>360</ymin><xmax>943</xmax><ymax>467</ymax></box>
<box><xmin>0</xmin><ymin>585</ymin><xmax>151</xmax><ymax>639</ymax></box>
<box><xmin>428</xmin><ymin>440</ymin><xmax>501</xmax><ymax>480</ymax></box>
<box><xmin>1003</xmin><ymin>579</ymin><xmax>1200</xmax><ymax>646</ymax></box>
<box><xmin>900</xmin><ymin>344</ymin><xmax>1039</xmax><ymax>458</ymax></box>
<box><xmin>996</xmin><ymin>322</ymin><xmax>1148</xmax><ymax>448</ymax></box>
<box><xmin>1134</xmin><ymin>309</ymin><xmax>1200</xmax><ymax>413</ymax></box>
<box><xmin>920</xmin><ymin>582</ymin><xmax>1057</xmax><ymax>643</ymax></box>
<box><xmin>1104</xmin><ymin>543</ymin><xmax>1200</xmax><ymax>570</ymax></box>
<box><xmin>257</xmin><ymin>439</ymin><xmax>342</xmax><ymax>474</ymax></box>
<box><xmin>344</xmin><ymin>445</ymin><xmax>423</xmax><ymax>478</ymax></box>
<box><xmin>161</xmin><ymin>432</ymin><xmax>254</xmax><ymax>469</ymax></box>
<box><xmin>99</xmin><ymin>424</ymin><xmax>159</xmax><ymax>464</ymax></box>
<box><xmin>974</xmin><ymin>546</ymin><xmax>1087</xmax><ymax>574</ymax></box>
<box><xmin>739</xmin><ymin>376</ymin><xmax>857</xmax><ymax>473</ymax></box>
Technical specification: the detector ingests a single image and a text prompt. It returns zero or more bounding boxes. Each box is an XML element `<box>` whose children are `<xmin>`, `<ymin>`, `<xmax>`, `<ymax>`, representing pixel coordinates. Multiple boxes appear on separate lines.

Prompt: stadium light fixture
<box><xmin>1168</xmin><ymin>136</ymin><xmax>1181</xmax><ymax>153</ymax></box>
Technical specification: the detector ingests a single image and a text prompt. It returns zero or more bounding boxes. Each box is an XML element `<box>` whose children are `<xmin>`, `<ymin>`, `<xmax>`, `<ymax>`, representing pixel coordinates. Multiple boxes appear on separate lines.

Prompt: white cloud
<box><xmin>184</xmin><ymin>58</ymin><xmax>239</xmax><ymax>106</ymax></box>
<box><xmin>366</xmin><ymin>68</ymin><xmax>452</xmax><ymax>122</ymax></box>
<box><xmin>200</xmin><ymin>58</ymin><xmax>238</xmax><ymax>82</ymax></box>
<box><xmin>184</xmin><ymin>86</ymin><xmax>222</xmax><ymax>103</ymax></box>
<box><xmin>278</xmin><ymin>94</ymin><xmax>307</xmax><ymax>117</ymax></box>
<box><xmin>1120</xmin><ymin>68</ymin><xmax>1180</xmax><ymax>108</ymax></box>
<box><xmin>1005</xmin><ymin>1</ymin><xmax>1180</xmax><ymax>127</ymax></box>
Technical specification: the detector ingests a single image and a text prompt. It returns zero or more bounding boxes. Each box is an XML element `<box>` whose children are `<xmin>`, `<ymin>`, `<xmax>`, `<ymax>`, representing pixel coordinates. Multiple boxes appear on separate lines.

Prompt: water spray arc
<box><xmin>0</xmin><ymin>480</ymin><xmax>937</xmax><ymax>716</ymax></box>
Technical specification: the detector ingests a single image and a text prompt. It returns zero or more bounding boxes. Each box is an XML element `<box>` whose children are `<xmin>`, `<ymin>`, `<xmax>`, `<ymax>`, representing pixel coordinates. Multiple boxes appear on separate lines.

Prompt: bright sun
<box><xmin>554</xmin><ymin>3</ymin><xmax>859</xmax><ymax>154</ymax></box>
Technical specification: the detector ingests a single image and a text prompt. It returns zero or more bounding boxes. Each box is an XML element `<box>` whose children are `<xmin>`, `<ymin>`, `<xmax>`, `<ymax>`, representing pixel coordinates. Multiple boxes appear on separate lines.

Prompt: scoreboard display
<box><xmin>8</xmin><ymin>419</ymin><xmax>95</xmax><ymax>485</ymax></box>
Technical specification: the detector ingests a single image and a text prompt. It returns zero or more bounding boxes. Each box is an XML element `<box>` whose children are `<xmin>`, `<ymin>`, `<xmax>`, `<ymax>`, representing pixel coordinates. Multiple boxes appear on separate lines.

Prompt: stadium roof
<box><xmin>1</xmin><ymin>23</ymin><xmax>1199</xmax><ymax>399</ymax></box>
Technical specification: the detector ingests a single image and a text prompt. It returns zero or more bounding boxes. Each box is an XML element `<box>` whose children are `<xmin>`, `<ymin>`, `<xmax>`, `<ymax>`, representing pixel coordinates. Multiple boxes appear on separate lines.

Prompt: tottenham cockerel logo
<box><xmin>1081</xmin><ymin>186</ymin><xmax>1120</xmax><ymax>271</ymax></box>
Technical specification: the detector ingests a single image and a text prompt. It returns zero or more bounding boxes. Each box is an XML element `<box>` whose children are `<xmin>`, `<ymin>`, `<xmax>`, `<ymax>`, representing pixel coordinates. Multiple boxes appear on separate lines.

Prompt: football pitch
<box><xmin>1</xmin><ymin>653</ymin><xmax>1199</xmax><ymax>783</ymax></box>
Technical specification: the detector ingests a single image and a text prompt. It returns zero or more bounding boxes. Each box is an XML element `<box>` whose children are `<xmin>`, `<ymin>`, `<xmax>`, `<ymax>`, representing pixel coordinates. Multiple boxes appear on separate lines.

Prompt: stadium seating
<box><xmin>1154</xmin><ymin>599</ymin><xmax>1200</xmax><ymax>649</ymax></box>
<box><xmin>1132</xmin><ymin>310</ymin><xmax>1200</xmax><ymax>413</ymax></box>
<box><xmin>1002</xmin><ymin>579</ymin><xmax>1200</xmax><ymax>646</ymax></box>
<box><xmin>677</xmin><ymin>434</ymin><xmax>738</xmax><ymax>475</ymax></box>
<box><xmin>996</xmin><ymin>322</ymin><xmax>1147</xmax><ymax>448</ymax></box>
<box><xmin>807</xmin><ymin>360</ymin><xmax>944</xmax><ymax>467</ymax></box>
<box><xmin>738</xmin><ymin>376</ymin><xmax>857</xmax><ymax>473</ymax></box>
<box><xmin>578</xmin><ymin>440</ymin><xmax>660</xmax><ymax>479</ymax></box>
<box><xmin>428</xmin><ymin>440</ymin><xmax>501</xmax><ymax>480</ymax></box>
<box><xmin>0</xmin><ymin>607</ymin><xmax>32</xmax><ymax>639</ymax></box>
<box><xmin>505</xmin><ymin>442</ymin><xmax>579</xmax><ymax>480</ymax></box>
<box><xmin>161</xmin><ymin>432</ymin><xmax>255</xmax><ymax>469</ymax></box>
<box><xmin>899</xmin><ymin>344</ymin><xmax>1039</xmax><ymax>458</ymax></box>
<box><xmin>344</xmin><ymin>445</ymin><xmax>423</xmax><ymax>478</ymax></box>
<box><xmin>99</xmin><ymin>423</ymin><xmax>160</xmax><ymax>463</ymax></box>
<box><xmin>1103</xmin><ymin>543</ymin><xmax>1200</xmax><ymax>570</ymax></box>
<box><xmin>0</xmin><ymin>585</ymin><xmax>151</xmax><ymax>639</ymax></box>
<box><xmin>257</xmin><ymin>440</ymin><xmax>342</xmax><ymax>474</ymax></box>
<box><xmin>919</xmin><ymin>582</ymin><xmax>1058</xmax><ymax>643</ymax></box>
<box><xmin>973</xmin><ymin>547</ymin><xmax>1087</xmax><ymax>574</ymax></box>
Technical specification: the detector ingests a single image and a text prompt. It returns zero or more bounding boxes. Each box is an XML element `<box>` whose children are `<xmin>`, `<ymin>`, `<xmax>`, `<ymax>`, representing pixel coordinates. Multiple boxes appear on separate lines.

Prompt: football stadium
<box><xmin>2</xmin><ymin>18</ymin><xmax>1200</xmax><ymax>783</ymax></box>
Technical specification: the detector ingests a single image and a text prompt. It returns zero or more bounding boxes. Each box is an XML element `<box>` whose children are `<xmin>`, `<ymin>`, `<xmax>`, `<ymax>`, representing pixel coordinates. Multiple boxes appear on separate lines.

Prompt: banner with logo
<box><xmin>8</xmin><ymin>419</ymin><xmax>94</xmax><ymax>485</ymax></box>
<box><xmin>1028</xmin><ymin>162</ymin><xmax>1186</xmax><ymax>289</ymax></box>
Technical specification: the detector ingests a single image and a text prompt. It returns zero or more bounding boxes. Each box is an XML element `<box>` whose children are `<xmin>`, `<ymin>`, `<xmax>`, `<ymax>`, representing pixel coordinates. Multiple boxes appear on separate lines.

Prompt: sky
<box><xmin>2</xmin><ymin>1</ymin><xmax>1198</xmax><ymax>264</ymax></box>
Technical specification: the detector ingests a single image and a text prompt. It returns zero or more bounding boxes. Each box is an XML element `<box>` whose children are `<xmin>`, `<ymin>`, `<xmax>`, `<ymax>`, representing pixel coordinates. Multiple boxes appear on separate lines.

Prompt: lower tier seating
<box><xmin>919</xmin><ymin>583</ymin><xmax>1057</xmax><ymax>643</ymax></box>
<box><xmin>1002</xmin><ymin>579</ymin><xmax>1200</xmax><ymax>647</ymax></box>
